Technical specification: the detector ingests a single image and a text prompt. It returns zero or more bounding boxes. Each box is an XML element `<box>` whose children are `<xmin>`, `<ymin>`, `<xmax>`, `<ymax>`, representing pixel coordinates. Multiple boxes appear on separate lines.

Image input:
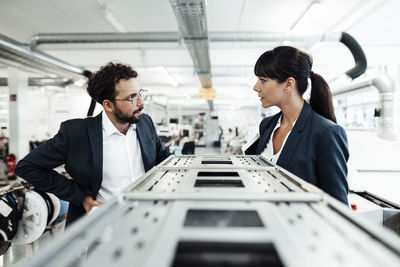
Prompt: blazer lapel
<box><xmin>136</xmin><ymin>121</ymin><xmax>150</xmax><ymax>171</ymax></box>
<box><xmin>256</xmin><ymin>113</ymin><xmax>281</xmax><ymax>154</ymax></box>
<box><xmin>87</xmin><ymin>112</ymin><xmax>103</xmax><ymax>196</ymax></box>
<box><xmin>277</xmin><ymin>101</ymin><xmax>311</xmax><ymax>169</ymax></box>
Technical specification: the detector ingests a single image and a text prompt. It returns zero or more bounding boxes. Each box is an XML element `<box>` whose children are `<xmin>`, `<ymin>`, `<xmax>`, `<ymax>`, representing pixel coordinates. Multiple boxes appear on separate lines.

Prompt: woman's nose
<box><xmin>253</xmin><ymin>82</ymin><xmax>259</xmax><ymax>92</ymax></box>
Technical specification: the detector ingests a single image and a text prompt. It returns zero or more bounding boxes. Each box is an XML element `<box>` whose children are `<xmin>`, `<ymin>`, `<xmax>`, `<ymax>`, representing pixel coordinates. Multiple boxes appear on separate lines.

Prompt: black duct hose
<box><xmin>340</xmin><ymin>32</ymin><xmax>367</xmax><ymax>79</ymax></box>
<box><xmin>87</xmin><ymin>99</ymin><xmax>97</xmax><ymax>117</ymax></box>
<box><xmin>83</xmin><ymin>70</ymin><xmax>97</xmax><ymax>117</ymax></box>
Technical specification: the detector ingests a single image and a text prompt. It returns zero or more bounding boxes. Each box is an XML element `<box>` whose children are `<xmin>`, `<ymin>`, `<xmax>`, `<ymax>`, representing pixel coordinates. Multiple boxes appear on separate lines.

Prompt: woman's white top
<box><xmin>261</xmin><ymin>115</ymin><xmax>297</xmax><ymax>165</ymax></box>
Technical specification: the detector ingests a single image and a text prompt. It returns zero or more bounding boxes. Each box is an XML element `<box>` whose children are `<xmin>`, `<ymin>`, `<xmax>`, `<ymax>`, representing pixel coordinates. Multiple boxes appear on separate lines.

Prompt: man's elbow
<box><xmin>14</xmin><ymin>160</ymin><xmax>32</xmax><ymax>180</ymax></box>
<box><xmin>14</xmin><ymin>160</ymin><xmax>24</xmax><ymax>177</ymax></box>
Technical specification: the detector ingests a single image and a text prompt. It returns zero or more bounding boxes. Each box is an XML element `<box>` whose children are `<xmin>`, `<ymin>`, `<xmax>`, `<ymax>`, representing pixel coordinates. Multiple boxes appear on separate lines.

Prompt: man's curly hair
<box><xmin>87</xmin><ymin>62</ymin><xmax>138</xmax><ymax>104</ymax></box>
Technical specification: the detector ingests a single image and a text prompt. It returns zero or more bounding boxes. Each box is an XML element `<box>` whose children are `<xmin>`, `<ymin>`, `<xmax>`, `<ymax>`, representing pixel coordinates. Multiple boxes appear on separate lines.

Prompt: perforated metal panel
<box><xmin>16</xmin><ymin>156</ymin><xmax>400</xmax><ymax>267</ymax></box>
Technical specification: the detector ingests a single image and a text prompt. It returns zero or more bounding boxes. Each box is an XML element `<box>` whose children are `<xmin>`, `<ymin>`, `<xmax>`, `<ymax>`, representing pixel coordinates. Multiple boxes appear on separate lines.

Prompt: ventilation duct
<box><xmin>169</xmin><ymin>0</ymin><xmax>213</xmax><ymax>110</ymax></box>
<box><xmin>28</xmin><ymin>31</ymin><xmax>342</xmax><ymax>47</ymax></box>
<box><xmin>0</xmin><ymin>34</ymin><xmax>89</xmax><ymax>80</ymax></box>
<box><xmin>1</xmin><ymin>28</ymin><xmax>367</xmax><ymax>114</ymax></box>
<box><xmin>333</xmin><ymin>75</ymin><xmax>398</xmax><ymax>140</ymax></box>
<box><xmin>27</xmin><ymin>31</ymin><xmax>367</xmax><ymax>82</ymax></box>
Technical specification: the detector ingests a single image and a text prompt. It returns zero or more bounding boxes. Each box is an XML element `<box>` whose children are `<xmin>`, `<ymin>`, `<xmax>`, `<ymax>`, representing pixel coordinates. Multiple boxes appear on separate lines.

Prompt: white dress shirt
<box><xmin>97</xmin><ymin>112</ymin><xmax>145</xmax><ymax>202</ymax></box>
<box><xmin>261</xmin><ymin>115</ymin><xmax>297</xmax><ymax>165</ymax></box>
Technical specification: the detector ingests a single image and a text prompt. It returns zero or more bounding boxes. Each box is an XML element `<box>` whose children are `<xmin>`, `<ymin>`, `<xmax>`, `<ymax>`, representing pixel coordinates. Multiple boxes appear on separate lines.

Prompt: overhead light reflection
<box><xmin>153</xmin><ymin>66</ymin><xmax>179</xmax><ymax>87</ymax></box>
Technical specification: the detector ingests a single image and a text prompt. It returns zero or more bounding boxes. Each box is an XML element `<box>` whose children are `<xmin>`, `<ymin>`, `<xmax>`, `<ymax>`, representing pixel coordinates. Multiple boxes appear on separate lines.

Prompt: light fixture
<box><xmin>153</xmin><ymin>66</ymin><xmax>179</xmax><ymax>87</ymax></box>
<box><xmin>332</xmin><ymin>0</ymin><xmax>387</xmax><ymax>31</ymax></box>
<box><xmin>291</xmin><ymin>0</ymin><xmax>323</xmax><ymax>32</ymax></box>
<box><xmin>97</xmin><ymin>0</ymin><xmax>127</xmax><ymax>32</ymax></box>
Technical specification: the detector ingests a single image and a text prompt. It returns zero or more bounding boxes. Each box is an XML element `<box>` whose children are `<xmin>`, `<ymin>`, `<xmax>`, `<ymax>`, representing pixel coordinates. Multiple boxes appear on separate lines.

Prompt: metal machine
<box><xmin>15</xmin><ymin>155</ymin><xmax>400</xmax><ymax>267</ymax></box>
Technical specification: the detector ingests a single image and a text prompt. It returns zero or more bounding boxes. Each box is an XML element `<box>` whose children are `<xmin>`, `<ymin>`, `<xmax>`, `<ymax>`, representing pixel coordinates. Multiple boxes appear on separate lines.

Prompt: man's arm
<box><xmin>15</xmin><ymin>122</ymin><xmax>86</xmax><ymax>206</ymax></box>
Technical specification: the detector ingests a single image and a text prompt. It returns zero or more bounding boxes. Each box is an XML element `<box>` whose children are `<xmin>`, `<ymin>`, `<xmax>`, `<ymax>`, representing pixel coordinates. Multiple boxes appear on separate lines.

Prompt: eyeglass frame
<box><xmin>109</xmin><ymin>89</ymin><xmax>146</xmax><ymax>104</ymax></box>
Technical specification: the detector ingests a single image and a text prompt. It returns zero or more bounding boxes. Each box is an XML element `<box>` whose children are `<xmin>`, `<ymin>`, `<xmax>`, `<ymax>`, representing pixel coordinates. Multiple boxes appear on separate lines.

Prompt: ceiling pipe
<box><xmin>27</xmin><ymin>31</ymin><xmax>366</xmax><ymax>81</ymax></box>
<box><xmin>0</xmin><ymin>33</ymin><xmax>96</xmax><ymax>116</ymax></box>
<box><xmin>28</xmin><ymin>31</ymin><xmax>342</xmax><ymax>46</ymax></box>
<box><xmin>0</xmin><ymin>33</ymin><xmax>89</xmax><ymax>79</ymax></box>
<box><xmin>27</xmin><ymin>32</ymin><xmax>181</xmax><ymax>49</ymax></box>
<box><xmin>0</xmin><ymin>77</ymin><xmax>73</xmax><ymax>87</ymax></box>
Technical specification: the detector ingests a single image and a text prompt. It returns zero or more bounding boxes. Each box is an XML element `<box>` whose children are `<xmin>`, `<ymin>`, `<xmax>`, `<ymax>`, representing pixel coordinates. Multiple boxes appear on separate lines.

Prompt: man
<box><xmin>15</xmin><ymin>62</ymin><xmax>170</xmax><ymax>226</ymax></box>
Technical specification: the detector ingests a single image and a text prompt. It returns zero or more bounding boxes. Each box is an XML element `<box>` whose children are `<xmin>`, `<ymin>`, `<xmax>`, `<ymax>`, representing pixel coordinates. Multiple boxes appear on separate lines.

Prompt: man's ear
<box><xmin>102</xmin><ymin>100</ymin><xmax>114</xmax><ymax>112</ymax></box>
<box><xmin>285</xmin><ymin>77</ymin><xmax>296</xmax><ymax>89</ymax></box>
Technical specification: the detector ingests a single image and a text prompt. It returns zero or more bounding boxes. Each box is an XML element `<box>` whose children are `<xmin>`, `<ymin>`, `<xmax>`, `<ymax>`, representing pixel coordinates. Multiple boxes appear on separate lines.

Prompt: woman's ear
<box><xmin>285</xmin><ymin>77</ymin><xmax>296</xmax><ymax>89</ymax></box>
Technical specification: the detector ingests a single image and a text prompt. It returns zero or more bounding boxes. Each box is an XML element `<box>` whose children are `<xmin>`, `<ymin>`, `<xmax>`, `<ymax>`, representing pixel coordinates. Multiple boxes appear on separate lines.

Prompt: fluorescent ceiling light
<box><xmin>153</xmin><ymin>67</ymin><xmax>179</xmax><ymax>87</ymax></box>
<box><xmin>291</xmin><ymin>1</ymin><xmax>323</xmax><ymax>32</ymax></box>
<box><xmin>332</xmin><ymin>0</ymin><xmax>387</xmax><ymax>31</ymax></box>
<box><xmin>97</xmin><ymin>0</ymin><xmax>127</xmax><ymax>32</ymax></box>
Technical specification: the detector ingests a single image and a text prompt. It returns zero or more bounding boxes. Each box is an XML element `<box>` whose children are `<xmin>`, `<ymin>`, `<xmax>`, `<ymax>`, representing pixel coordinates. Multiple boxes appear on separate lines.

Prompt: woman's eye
<box><xmin>260</xmin><ymin>78</ymin><xmax>266</xmax><ymax>83</ymax></box>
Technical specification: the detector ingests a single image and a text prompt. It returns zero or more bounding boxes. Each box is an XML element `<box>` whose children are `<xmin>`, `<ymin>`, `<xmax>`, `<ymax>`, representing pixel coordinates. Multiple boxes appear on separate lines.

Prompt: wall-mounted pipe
<box><xmin>333</xmin><ymin>75</ymin><xmax>398</xmax><ymax>140</ymax></box>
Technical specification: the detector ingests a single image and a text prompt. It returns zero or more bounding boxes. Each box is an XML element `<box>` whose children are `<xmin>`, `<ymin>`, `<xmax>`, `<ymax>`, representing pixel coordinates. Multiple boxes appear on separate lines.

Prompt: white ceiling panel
<box><xmin>348</xmin><ymin>0</ymin><xmax>400</xmax><ymax>45</ymax></box>
<box><xmin>100</xmin><ymin>0</ymin><xmax>179</xmax><ymax>31</ymax></box>
<box><xmin>0</xmin><ymin>0</ymin><xmax>115</xmax><ymax>42</ymax></box>
<box><xmin>206</xmin><ymin>0</ymin><xmax>245</xmax><ymax>31</ymax></box>
<box><xmin>237</xmin><ymin>0</ymin><xmax>310</xmax><ymax>31</ymax></box>
<box><xmin>0</xmin><ymin>0</ymin><xmax>399</xmax><ymax>105</ymax></box>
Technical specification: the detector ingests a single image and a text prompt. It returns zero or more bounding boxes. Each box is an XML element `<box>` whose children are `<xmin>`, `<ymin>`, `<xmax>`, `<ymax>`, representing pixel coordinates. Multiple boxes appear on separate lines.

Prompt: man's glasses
<box><xmin>110</xmin><ymin>89</ymin><xmax>146</xmax><ymax>104</ymax></box>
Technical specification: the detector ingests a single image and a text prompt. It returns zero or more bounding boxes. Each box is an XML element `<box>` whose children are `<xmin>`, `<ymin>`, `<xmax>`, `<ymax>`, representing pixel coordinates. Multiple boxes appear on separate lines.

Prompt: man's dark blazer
<box><xmin>245</xmin><ymin>101</ymin><xmax>349</xmax><ymax>204</ymax></box>
<box><xmin>15</xmin><ymin>112</ymin><xmax>170</xmax><ymax>225</ymax></box>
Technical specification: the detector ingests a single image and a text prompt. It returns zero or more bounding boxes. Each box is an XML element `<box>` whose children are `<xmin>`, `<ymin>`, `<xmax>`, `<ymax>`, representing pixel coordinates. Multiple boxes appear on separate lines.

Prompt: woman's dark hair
<box><xmin>254</xmin><ymin>46</ymin><xmax>336</xmax><ymax>123</ymax></box>
<box><xmin>87</xmin><ymin>62</ymin><xmax>138</xmax><ymax>104</ymax></box>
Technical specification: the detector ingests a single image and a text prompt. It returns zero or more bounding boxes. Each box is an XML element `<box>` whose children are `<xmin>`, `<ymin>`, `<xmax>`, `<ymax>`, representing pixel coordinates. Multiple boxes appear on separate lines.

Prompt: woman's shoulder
<box><xmin>308</xmin><ymin>110</ymin><xmax>346</xmax><ymax>136</ymax></box>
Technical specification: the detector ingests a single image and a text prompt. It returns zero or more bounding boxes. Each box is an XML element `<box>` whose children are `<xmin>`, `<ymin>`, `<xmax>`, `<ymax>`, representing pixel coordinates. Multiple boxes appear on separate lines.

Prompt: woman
<box><xmin>248</xmin><ymin>46</ymin><xmax>349</xmax><ymax>204</ymax></box>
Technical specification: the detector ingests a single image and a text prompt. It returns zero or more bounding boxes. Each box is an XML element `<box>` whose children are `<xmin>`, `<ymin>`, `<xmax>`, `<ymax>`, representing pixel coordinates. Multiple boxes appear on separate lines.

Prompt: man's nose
<box><xmin>137</xmin><ymin>97</ymin><xmax>144</xmax><ymax>106</ymax></box>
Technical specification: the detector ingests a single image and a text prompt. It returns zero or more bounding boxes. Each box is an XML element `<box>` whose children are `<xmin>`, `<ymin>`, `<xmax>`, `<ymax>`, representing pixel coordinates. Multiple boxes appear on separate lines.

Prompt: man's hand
<box><xmin>83</xmin><ymin>196</ymin><xmax>102</xmax><ymax>213</ymax></box>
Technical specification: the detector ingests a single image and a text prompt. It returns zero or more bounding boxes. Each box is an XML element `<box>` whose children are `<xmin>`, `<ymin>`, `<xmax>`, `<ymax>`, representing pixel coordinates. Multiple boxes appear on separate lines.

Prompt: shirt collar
<box><xmin>102</xmin><ymin>112</ymin><xmax>120</xmax><ymax>137</ymax></box>
<box><xmin>102</xmin><ymin>111</ymin><xmax>137</xmax><ymax>137</ymax></box>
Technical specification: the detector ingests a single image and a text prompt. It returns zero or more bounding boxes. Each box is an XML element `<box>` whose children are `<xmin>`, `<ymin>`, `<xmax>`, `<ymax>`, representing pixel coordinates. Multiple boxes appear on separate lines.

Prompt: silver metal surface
<box><xmin>169</xmin><ymin>0</ymin><xmax>213</xmax><ymax>110</ymax></box>
<box><xmin>0</xmin><ymin>34</ymin><xmax>86</xmax><ymax>79</ymax></box>
<box><xmin>26</xmin><ymin>31</ymin><xmax>343</xmax><ymax>48</ymax></box>
<box><xmin>14</xmin><ymin>156</ymin><xmax>400</xmax><ymax>267</ymax></box>
<box><xmin>17</xmin><ymin>199</ymin><xmax>400</xmax><ymax>267</ymax></box>
<box><xmin>0</xmin><ymin>77</ymin><xmax>73</xmax><ymax>87</ymax></box>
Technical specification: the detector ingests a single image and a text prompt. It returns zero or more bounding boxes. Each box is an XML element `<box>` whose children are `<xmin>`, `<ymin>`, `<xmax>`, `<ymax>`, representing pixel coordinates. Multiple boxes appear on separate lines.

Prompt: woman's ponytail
<box><xmin>309</xmin><ymin>72</ymin><xmax>337</xmax><ymax>123</ymax></box>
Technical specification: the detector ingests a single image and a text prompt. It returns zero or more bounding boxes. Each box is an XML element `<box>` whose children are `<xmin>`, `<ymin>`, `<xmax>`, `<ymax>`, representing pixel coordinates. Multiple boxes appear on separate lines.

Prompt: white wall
<box><xmin>27</xmin><ymin>87</ymin><xmax>92</xmax><ymax>142</ymax></box>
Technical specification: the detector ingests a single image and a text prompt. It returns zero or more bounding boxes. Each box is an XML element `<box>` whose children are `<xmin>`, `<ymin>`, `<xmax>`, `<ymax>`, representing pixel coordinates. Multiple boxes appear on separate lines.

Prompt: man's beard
<box><xmin>114</xmin><ymin>106</ymin><xmax>143</xmax><ymax>124</ymax></box>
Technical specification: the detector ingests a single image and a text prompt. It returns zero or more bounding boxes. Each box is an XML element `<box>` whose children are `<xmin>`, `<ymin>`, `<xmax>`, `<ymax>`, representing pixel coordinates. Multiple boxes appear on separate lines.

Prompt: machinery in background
<box><xmin>15</xmin><ymin>155</ymin><xmax>400</xmax><ymax>267</ymax></box>
<box><xmin>193</xmin><ymin>112</ymin><xmax>220</xmax><ymax>148</ymax></box>
<box><xmin>0</xmin><ymin>180</ymin><xmax>68</xmax><ymax>265</ymax></box>
<box><xmin>348</xmin><ymin>190</ymin><xmax>400</xmax><ymax>235</ymax></box>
